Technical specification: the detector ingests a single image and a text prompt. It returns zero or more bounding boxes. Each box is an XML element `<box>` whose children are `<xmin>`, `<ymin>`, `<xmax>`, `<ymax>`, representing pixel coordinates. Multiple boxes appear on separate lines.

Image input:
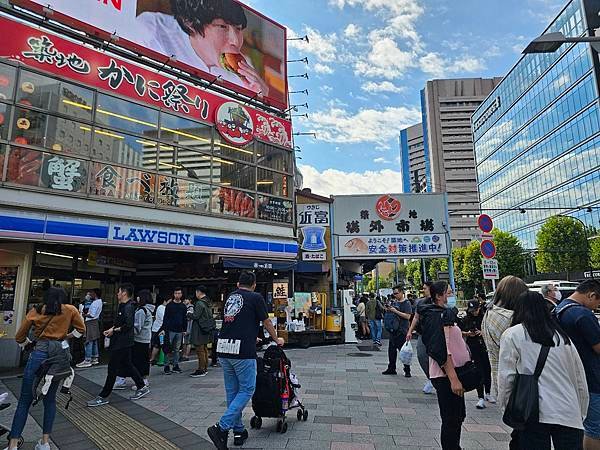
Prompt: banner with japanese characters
<box><xmin>0</xmin><ymin>15</ymin><xmax>292</xmax><ymax>148</ymax></box>
<box><xmin>332</xmin><ymin>193</ymin><xmax>449</xmax><ymax>259</ymax></box>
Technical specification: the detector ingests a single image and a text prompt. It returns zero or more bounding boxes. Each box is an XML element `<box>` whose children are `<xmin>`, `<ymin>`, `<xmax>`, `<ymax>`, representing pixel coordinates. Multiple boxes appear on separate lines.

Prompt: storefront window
<box><xmin>6</xmin><ymin>147</ymin><xmax>87</xmax><ymax>193</ymax></box>
<box><xmin>211</xmin><ymin>187</ymin><xmax>256</xmax><ymax>218</ymax></box>
<box><xmin>157</xmin><ymin>175</ymin><xmax>210</xmax><ymax>212</ymax></box>
<box><xmin>0</xmin><ymin>103</ymin><xmax>10</xmax><ymax>140</ymax></box>
<box><xmin>0</xmin><ymin>63</ymin><xmax>16</xmax><ymax>103</ymax></box>
<box><xmin>89</xmin><ymin>161</ymin><xmax>156</xmax><ymax>204</ymax></box>
<box><xmin>17</xmin><ymin>70</ymin><xmax>94</xmax><ymax>121</ymax></box>
<box><xmin>257</xmin><ymin>168</ymin><xmax>290</xmax><ymax>197</ymax></box>
<box><xmin>256</xmin><ymin>141</ymin><xmax>292</xmax><ymax>174</ymax></box>
<box><xmin>160</xmin><ymin>113</ymin><xmax>212</xmax><ymax>153</ymax></box>
<box><xmin>96</xmin><ymin>93</ymin><xmax>158</xmax><ymax>136</ymax></box>
<box><xmin>11</xmin><ymin>108</ymin><xmax>91</xmax><ymax>156</ymax></box>
<box><xmin>213</xmin><ymin>156</ymin><xmax>255</xmax><ymax>190</ymax></box>
<box><xmin>213</xmin><ymin>135</ymin><xmax>254</xmax><ymax>163</ymax></box>
<box><xmin>92</xmin><ymin>126</ymin><xmax>157</xmax><ymax>169</ymax></box>
<box><xmin>157</xmin><ymin>147</ymin><xmax>211</xmax><ymax>183</ymax></box>
<box><xmin>0</xmin><ymin>144</ymin><xmax>6</xmax><ymax>180</ymax></box>
<box><xmin>257</xmin><ymin>195</ymin><xmax>293</xmax><ymax>224</ymax></box>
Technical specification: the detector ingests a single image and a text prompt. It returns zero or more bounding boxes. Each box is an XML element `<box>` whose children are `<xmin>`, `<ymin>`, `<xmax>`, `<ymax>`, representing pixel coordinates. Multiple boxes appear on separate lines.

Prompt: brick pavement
<box><xmin>2</xmin><ymin>341</ymin><xmax>512</xmax><ymax>449</ymax></box>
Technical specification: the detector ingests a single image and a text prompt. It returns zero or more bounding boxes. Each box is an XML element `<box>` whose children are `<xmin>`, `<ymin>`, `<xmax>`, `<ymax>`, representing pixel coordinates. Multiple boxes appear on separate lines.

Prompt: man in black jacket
<box><xmin>162</xmin><ymin>287</ymin><xmax>188</xmax><ymax>374</ymax></box>
<box><xmin>87</xmin><ymin>283</ymin><xmax>149</xmax><ymax>407</ymax></box>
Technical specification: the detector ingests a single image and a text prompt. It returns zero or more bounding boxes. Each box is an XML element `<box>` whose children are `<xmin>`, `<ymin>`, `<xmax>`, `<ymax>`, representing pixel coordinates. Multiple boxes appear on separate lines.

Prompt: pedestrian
<box><xmin>132</xmin><ymin>289</ymin><xmax>153</xmax><ymax>387</ymax></box>
<box><xmin>86</xmin><ymin>283</ymin><xmax>149</xmax><ymax>407</ymax></box>
<box><xmin>76</xmin><ymin>288</ymin><xmax>103</xmax><ymax>368</ymax></box>
<box><xmin>418</xmin><ymin>281</ymin><xmax>473</xmax><ymax>450</ymax></box>
<box><xmin>555</xmin><ymin>280</ymin><xmax>600</xmax><ymax>450</ymax></box>
<box><xmin>481</xmin><ymin>275</ymin><xmax>528</xmax><ymax>401</ymax></box>
<box><xmin>541</xmin><ymin>283</ymin><xmax>561</xmax><ymax>311</ymax></box>
<box><xmin>382</xmin><ymin>285</ymin><xmax>413</xmax><ymax>377</ymax></box>
<box><xmin>162</xmin><ymin>287</ymin><xmax>188</xmax><ymax>375</ymax></box>
<box><xmin>189</xmin><ymin>285</ymin><xmax>215</xmax><ymax>378</ymax></box>
<box><xmin>459</xmin><ymin>299</ymin><xmax>492</xmax><ymax>409</ymax></box>
<box><xmin>366</xmin><ymin>293</ymin><xmax>384</xmax><ymax>349</ymax></box>
<box><xmin>181</xmin><ymin>298</ymin><xmax>194</xmax><ymax>361</ymax></box>
<box><xmin>150</xmin><ymin>296</ymin><xmax>168</xmax><ymax>365</ymax></box>
<box><xmin>356</xmin><ymin>296</ymin><xmax>369</xmax><ymax>339</ymax></box>
<box><xmin>207</xmin><ymin>271</ymin><xmax>283</xmax><ymax>450</ymax></box>
<box><xmin>6</xmin><ymin>287</ymin><xmax>85</xmax><ymax>450</ymax></box>
<box><xmin>499</xmin><ymin>291</ymin><xmax>588</xmax><ymax>450</ymax></box>
<box><xmin>406</xmin><ymin>281</ymin><xmax>434</xmax><ymax>394</ymax></box>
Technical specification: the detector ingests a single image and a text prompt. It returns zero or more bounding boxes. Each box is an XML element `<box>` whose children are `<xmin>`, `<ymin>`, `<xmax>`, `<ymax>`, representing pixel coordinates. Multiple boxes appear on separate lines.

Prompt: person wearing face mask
<box><xmin>76</xmin><ymin>289</ymin><xmax>103</xmax><ymax>368</ymax></box>
<box><xmin>541</xmin><ymin>283</ymin><xmax>562</xmax><ymax>311</ymax></box>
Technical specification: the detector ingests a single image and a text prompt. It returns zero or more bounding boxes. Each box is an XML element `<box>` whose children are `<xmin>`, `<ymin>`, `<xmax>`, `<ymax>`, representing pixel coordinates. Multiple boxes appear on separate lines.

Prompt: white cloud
<box><xmin>362</xmin><ymin>81</ymin><xmax>406</xmax><ymax>94</ymax></box>
<box><xmin>354</xmin><ymin>37</ymin><xmax>415</xmax><ymax>79</ymax></box>
<box><xmin>314</xmin><ymin>63</ymin><xmax>334</xmax><ymax>74</ymax></box>
<box><xmin>320</xmin><ymin>85</ymin><xmax>333</xmax><ymax>93</ymax></box>
<box><xmin>373</xmin><ymin>157</ymin><xmax>390</xmax><ymax>163</ymax></box>
<box><xmin>419</xmin><ymin>52</ymin><xmax>486</xmax><ymax>78</ymax></box>
<box><xmin>299</xmin><ymin>165</ymin><xmax>404</xmax><ymax>196</ymax></box>
<box><xmin>344</xmin><ymin>23</ymin><xmax>361</xmax><ymax>38</ymax></box>
<box><xmin>288</xmin><ymin>27</ymin><xmax>337</xmax><ymax>64</ymax></box>
<box><xmin>307</xmin><ymin>105</ymin><xmax>421</xmax><ymax>146</ymax></box>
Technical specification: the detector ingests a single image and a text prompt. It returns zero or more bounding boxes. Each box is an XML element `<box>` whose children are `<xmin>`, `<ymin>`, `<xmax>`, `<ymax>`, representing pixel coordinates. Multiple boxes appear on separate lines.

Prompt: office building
<box><xmin>399</xmin><ymin>123</ymin><xmax>427</xmax><ymax>193</ymax></box>
<box><xmin>472</xmin><ymin>0</ymin><xmax>600</xmax><ymax>249</ymax></box>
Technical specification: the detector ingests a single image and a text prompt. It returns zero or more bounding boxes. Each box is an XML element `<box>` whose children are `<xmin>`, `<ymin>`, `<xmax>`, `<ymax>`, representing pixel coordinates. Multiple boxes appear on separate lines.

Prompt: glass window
<box><xmin>157</xmin><ymin>175</ymin><xmax>210</xmax><ymax>212</ymax></box>
<box><xmin>0</xmin><ymin>144</ymin><xmax>6</xmax><ymax>181</ymax></box>
<box><xmin>160</xmin><ymin>113</ymin><xmax>212</xmax><ymax>152</ymax></box>
<box><xmin>92</xmin><ymin>126</ymin><xmax>156</xmax><ymax>169</ymax></box>
<box><xmin>257</xmin><ymin>195</ymin><xmax>293</xmax><ymax>224</ymax></box>
<box><xmin>213</xmin><ymin>135</ymin><xmax>254</xmax><ymax>163</ymax></box>
<box><xmin>6</xmin><ymin>147</ymin><xmax>87</xmax><ymax>193</ymax></box>
<box><xmin>212</xmin><ymin>157</ymin><xmax>255</xmax><ymax>191</ymax></box>
<box><xmin>257</xmin><ymin>168</ymin><xmax>290</xmax><ymax>197</ymax></box>
<box><xmin>256</xmin><ymin>142</ymin><xmax>292</xmax><ymax>173</ymax></box>
<box><xmin>211</xmin><ymin>187</ymin><xmax>255</xmax><ymax>218</ymax></box>
<box><xmin>11</xmin><ymin>108</ymin><xmax>91</xmax><ymax>156</ymax></box>
<box><xmin>0</xmin><ymin>103</ymin><xmax>10</xmax><ymax>140</ymax></box>
<box><xmin>0</xmin><ymin>63</ymin><xmax>16</xmax><ymax>102</ymax></box>
<box><xmin>17</xmin><ymin>70</ymin><xmax>93</xmax><ymax>120</ymax></box>
<box><xmin>95</xmin><ymin>93</ymin><xmax>158</xmax><ymax>136</ymax></box>
<box><xmin>157</xmin><ymin>146</ymin><xmax>211</xmax><ymax>183</ymax></box>
<box><xmin>90</xmin><ymin>161</ymin><xmax>156</xmax><ymax>204</ymax></box>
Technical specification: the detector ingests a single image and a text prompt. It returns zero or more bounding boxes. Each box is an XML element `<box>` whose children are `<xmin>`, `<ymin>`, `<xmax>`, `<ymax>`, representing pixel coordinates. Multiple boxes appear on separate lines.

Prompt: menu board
<box><xmin>0</xmin><ymin>267</ymin><xmax>18</xmax><ymax>311</ymax></box>
<box><xmin>257</xmin><ymin>195</ymin><xmax>293</xmax><ymax>224</ymax></box>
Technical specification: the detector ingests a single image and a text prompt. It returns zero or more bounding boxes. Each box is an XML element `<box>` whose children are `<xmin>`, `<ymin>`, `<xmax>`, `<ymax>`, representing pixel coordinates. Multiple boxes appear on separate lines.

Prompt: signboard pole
<box><xmin>492</xmin><ymin>278</ymin><xmax>496</xmax><ymax>292</ymax></box>
<box><xmin>443</xmin><ymin>193</ymin><xmax>456</xmax><ymax>292</ymax></box>
<box><xmin>330</xmin><ymin>201</ymin><xmax>338</xmax><ymax>305</ymax></box>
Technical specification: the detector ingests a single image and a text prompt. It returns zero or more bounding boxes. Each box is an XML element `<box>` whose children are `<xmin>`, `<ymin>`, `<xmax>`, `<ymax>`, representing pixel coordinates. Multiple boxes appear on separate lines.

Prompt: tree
<box><xmin>405</xmin><ymin>260</ymin><xmax>422</xmax><ymax>288</ymax></box>
<box><xmin>590</xmin><ymin>237</ymin><xmax>600</xmax><ymax>270</ymax></box>
<box><xmin>492</xmin><ymin>228</ymin><xmax>526</xmax><ymax>279</ymax></box>
<box><xmin>536</xmin><ymin>216</ymin><xmax>589</xmax><ymax>274</ymax></box>
<box><xmin>428</xmin><ymin>258</ymin><xmax>449</xmax><ymax>281</ymax></box>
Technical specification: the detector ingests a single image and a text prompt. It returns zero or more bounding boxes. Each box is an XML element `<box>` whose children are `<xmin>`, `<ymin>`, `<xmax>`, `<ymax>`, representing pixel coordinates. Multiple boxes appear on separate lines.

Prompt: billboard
<box><xmin>13</xmin><ymin>0</ymin><xmax>288</xmax><ymax>109</ymax></box>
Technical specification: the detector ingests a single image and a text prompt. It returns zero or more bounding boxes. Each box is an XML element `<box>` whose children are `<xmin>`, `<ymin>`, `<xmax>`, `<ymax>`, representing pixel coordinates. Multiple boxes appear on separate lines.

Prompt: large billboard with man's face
<box><xmin>12</xmin><ymin>0</ymin><xmax>288</xmax><ymax>109</ymax></box>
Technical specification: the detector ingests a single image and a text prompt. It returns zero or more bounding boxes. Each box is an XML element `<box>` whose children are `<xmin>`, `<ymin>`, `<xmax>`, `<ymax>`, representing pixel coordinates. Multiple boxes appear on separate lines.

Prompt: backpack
<box><xmin>32</xmin><ymin>341</ymin><xmax>75</xmax><ymax>410</ymax></box>
<box><xmin>384</xmin><ymin>310</ymin><xmax>401</xmax><ymax>334</ymax></box>
<box><xmin>375</xmin><ymin>300</ymin><xmax>385</xmax><ymax>320</ymax></box>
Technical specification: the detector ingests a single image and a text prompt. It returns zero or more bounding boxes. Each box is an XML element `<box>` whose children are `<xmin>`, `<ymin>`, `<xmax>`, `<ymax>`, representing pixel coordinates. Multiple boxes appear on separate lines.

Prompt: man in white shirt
<box><xmin>150</xmin><ymin>297</ymin><xmax>168</xmax><ymax>365</ymax></box>
<box><xmin>137</xmin><ymin>0</ymin><xmax>269</xmax><ymax>96</ymax></box>
<box><xmin>77</xmin><ymin>289</ymin><xmax>103</xmax><ymax>368</ymax></box>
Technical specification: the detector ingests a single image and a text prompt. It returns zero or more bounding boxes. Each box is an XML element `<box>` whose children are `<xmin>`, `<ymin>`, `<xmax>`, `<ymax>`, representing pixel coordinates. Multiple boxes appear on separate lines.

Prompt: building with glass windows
<box><xmin>473</xmin><ymin>0</ymin><xmax>600</xmax><ymax>250</ymax></box>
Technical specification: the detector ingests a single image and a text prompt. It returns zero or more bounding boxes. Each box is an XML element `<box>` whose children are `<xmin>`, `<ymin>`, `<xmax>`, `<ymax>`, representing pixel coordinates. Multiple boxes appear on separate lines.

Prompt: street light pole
<box><xmin>523</xmin><ymin>32</ymin><xmax>600</xmax><ymax>54</ymax></box>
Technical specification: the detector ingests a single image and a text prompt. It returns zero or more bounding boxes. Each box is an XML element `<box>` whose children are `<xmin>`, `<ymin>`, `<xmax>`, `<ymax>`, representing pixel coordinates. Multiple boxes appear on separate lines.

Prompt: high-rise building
<box><xmin>401</xmin><ymin>78</ymin><xmax>502</xmax><ymax>246</ymax></box>
<box><xmin>472</xmin><ymin>0</ymin><xmax>600</xmax><ymax>250</ymax></box>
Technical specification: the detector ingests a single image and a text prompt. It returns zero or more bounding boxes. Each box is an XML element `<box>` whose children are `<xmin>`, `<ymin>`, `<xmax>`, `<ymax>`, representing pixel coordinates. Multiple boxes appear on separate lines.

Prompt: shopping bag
<box><xmin>399</xmin><ymin>341</ymin><xmax>413</xmax><ymax>365</ymax></box>
<box><xmin>103</xmin><ymin>336</ymin><xmax>110</xmax><ymax>349</ymax></box>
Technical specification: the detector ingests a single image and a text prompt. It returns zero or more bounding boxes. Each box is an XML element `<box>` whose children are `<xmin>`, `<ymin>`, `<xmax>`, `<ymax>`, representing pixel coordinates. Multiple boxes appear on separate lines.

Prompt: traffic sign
<box><xmin>480</xmin><ymin>239</ymin><xmax>496</xmax><ymax>259</ymax></box>
<box><xmin>482</xmin><ymin>258</ymin><xmax>499</xmax><ymax>280</ymax></box>
<box><xmin>478</xmin><ymin>214</ymin><xmax>494</xmax><ymax>233</ymax></box>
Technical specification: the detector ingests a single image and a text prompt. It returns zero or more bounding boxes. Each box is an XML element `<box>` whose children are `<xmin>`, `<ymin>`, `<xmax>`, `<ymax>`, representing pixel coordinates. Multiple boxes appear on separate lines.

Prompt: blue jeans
<box><xmin>584</xmin><ymin>392</ymin><xmax>600</xmax><ymax>439</ymax></box>
<box><xmin>10</xmin><ymin>350</ymin><xmax>58</xmax><ymax>438</ymax></box>
<box><xmin>219</xmin><ymin>358</ymin><xmax>257</xmax><ymax>432</ymax></box>
<box><xmin>168</xmin><ymin>331</ymin><xmax>182</xmax><ymax>366</ymax></box>
<box><xmin>370</xmin><ymin>319</ymin><xmax>382</xmax><ymax>343</ymax></box>
<box><xmin>84</xmin><ymin>340</ymin><xmax>99</xmax><ymax>360</ymax></box>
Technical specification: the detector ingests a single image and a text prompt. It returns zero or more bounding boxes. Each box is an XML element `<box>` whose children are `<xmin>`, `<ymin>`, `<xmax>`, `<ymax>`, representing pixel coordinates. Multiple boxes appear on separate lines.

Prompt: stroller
<box><xmin>250</xmin><ymin>345</ymin><xmax>308</xmax><ymax>434</ymax></box>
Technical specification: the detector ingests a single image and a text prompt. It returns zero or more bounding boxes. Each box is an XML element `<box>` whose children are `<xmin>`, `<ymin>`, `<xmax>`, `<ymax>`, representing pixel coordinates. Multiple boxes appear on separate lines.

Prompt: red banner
<box><xmin>0</xmin><ymin>16</ymin><xmax>293</xmax><ymax>149</ymax></box>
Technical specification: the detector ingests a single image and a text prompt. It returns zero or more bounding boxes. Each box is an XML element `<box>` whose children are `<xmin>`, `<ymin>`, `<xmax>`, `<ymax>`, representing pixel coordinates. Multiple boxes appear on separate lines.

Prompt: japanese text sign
<box><xmin>297</xmin><ymin>203</ymin><xmax>330</xmax><ymax>227</ymax></box>
<box><xmin>482</xmin><ymin>258</ymin><xmax>499</xmax><ymax>280</ymax></box>
<box><xmin>273</xmin><ymin>282</ymin><xmax>288</xmax><ymax>299</ymax></box>
<box><xmin>337</xmin><ymin>234</ymin><xmax>448</xmax><ymax>258</ymax></box>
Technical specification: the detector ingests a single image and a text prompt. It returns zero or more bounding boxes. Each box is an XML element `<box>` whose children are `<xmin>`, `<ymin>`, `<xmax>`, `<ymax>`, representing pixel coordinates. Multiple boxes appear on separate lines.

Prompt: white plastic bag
<box><xmin>104</xmin><ymin>336</ymin><xmax>110</xmax><ymax>349</ymax></box>
<box><xmin>399</xmin><ymin>341</ymin><xmax>413</xmax><ymax>365</ymax></box>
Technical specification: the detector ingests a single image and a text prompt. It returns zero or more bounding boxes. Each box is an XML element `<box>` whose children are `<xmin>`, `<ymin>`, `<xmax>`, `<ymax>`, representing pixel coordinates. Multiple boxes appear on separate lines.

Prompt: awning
<box><xmin>296</xmin><ymin>261</ymin><xmax>327</xmax><ymax>273</ymax></box>
<box><xmin>222</xmin><ymin>258</ymin><xmax>297</xmax><ymax>271</ymax></box>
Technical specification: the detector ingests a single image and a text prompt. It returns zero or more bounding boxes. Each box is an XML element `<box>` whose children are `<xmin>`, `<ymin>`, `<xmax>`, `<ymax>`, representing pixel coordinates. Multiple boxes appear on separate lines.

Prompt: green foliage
<box><xmin>492</xmin><ymin>228</ymin><xmax>526</xmax><ymax>279</ymax></box>
<box><xmin>536</xmin><ymin>216</ymin><xmax>589</xmax><ymax>273</ymax></box>
<box><xmin>590</xmin><ymin>237</ymin><xmax>600</xmax><ymax>270</ymax></box>
<box><xmin>428</xmin><ymin>258</ymin><xmax>449</xmax><ymax>281</ymax></box>
<box><xmin>405</xmin><ymin>260</ymin><xmax>422</xmax><ymax>288</ymax></box>
<box><xmin>462</xmin><ymin>241</ymin><xmax>483</xmax><ymax>283</ymax></box>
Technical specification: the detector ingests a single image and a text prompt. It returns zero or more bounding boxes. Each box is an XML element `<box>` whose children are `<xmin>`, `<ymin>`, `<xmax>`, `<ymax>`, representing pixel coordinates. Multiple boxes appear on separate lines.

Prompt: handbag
<box><xmin>455</xmin><ymin>360</ymin><xmax>483</xmax><ymax>392</ymax></box>
<box><xmin>24</xmin><ymin>315</ymin><xmax>55</xmax><ymax>353</ymax></box>
<box><xmin>502</xmin><ymin>346</ymin><xmax>550</xmax><ymax>430</ymax></box>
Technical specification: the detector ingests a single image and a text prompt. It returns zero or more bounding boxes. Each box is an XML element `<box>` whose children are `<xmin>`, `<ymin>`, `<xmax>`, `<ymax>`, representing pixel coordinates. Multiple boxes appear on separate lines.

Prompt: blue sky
<box><xmin>243</xmin><ymin>0</ymin><xmax>565</xmax><ymax>196</ymax></box>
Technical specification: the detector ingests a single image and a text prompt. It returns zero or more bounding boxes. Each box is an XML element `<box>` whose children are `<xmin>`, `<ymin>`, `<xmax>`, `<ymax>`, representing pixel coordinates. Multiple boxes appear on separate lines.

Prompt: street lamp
<box><xmin>523</xmin><ymin>31</ymin><xmax>600</xmax><ymax>54</ymax></box>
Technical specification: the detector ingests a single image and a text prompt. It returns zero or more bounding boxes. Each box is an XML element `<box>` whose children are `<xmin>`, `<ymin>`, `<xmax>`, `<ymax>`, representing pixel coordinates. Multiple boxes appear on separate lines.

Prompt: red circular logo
<box><xmin>375</xmin><ymin>195</ymin><xmax>402</xmax><ymax>221</ymax></box>
<box><xmin>215</xmin><ymin>101</ymin><xmax>254</xmax><ymax>147</ymax></box>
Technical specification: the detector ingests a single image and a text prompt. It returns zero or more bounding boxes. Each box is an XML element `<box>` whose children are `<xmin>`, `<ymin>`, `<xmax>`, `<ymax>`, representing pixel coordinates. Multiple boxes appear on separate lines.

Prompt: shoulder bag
<box><xmin>502</xmin><ymin>345</ymin><xmax>550</xmax><ymax>430</ymax></box>
<box><xmin>24</xmin><ymin>315</ymin><xmax>55</xmax><ymax>353</ymax></box>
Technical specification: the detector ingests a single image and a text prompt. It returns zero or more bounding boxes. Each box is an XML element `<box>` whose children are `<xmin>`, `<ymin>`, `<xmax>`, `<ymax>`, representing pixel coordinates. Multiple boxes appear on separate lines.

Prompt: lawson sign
<box><xmin>111</xmin><ymin>225</ymin><xmax>192</xmax><ymax>247</ymax></box>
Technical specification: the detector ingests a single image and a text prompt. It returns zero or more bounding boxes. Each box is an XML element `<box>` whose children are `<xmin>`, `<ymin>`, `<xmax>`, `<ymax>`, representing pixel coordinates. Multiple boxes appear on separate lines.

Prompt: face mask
<box><xmin>554</xmin><ymin>290</ymin><xmax>562</xmax><ymax>301</ymax></box>
<box><xmin>447</xmin><ymin>296</ymin><xmax>457</xmax><ymax>308</ymax></box>
<box><xmin>85</xmin><ymin>294</ymin><xmax>91</xmax><ymax>301</ymax></box>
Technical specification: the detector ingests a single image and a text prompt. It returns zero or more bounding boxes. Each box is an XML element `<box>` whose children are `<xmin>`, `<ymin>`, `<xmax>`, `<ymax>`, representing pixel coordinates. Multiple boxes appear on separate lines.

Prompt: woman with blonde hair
<box><xmin>481</xmin><ymin>275</ymin><xmax>528</xmax><ymax>402</ymax></box>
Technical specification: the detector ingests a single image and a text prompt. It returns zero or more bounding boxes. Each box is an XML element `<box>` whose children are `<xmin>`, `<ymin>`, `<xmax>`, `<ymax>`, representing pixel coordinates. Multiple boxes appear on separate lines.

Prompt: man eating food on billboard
<box><xmin>138</xmin><ymin>0</ymin><xmax>269</xmax><ymax>97</ymax></box>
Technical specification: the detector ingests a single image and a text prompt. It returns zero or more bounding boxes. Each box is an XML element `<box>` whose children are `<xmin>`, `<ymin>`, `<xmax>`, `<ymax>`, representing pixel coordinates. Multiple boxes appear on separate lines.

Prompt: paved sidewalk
<box><xmin>2</xmin><ymin>341</ymin><xmax>512</xmax><ymax>449</ymax></box>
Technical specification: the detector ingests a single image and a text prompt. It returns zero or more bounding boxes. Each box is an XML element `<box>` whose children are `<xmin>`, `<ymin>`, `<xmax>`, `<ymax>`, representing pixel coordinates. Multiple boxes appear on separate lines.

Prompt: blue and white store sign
<box><xmin>300</xmin><ymin>226</ymin><xmax>327</xmax><ymax>252</ymax></box>
<box><xmin>0</xmin><ymin>209</ymin><xmax>298</xmax><ymax>258</ymax></box>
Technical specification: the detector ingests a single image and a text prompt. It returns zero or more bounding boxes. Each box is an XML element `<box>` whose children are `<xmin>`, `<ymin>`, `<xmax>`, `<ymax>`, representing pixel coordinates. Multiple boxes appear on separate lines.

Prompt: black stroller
<box><xmin>250</xmin><ymin>345</ymin><xmax>308</xmax><ymax>434</ymax></box>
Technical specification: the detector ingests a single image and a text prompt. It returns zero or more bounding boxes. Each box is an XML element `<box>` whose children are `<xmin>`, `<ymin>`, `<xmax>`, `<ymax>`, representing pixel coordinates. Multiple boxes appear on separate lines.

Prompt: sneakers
<box><xmin>34</xmin><ymin>440</ymin><xmax>50</xmax><ymax>450</ymax></box>
<box><xmin>164</xmin><ymin>365</ymin><xmax>172</xmax><ymax>375</ymax></box>
<box><xmin>131</xmin><ymin>380</ymin><xmax>149</xmax><ymax>390</ymax></box>
<box><xmin>423</xmin><ymin>380</ymin><xmax>434</xmax><ymax>394</ymax></box>
<box><xmin>172</xmin><ymin>365</ymin><xmax>182</xmax><ymax>374</ymax></box>
<box><xmin>476</xmin><ymin>398</ymin><xmax>486</xmax><ymax>409</ymax></box>
<box><xmin>86</xmin><ymin>396</ymin><xmax>109</xmax><ymax>407</ymax></box>
<box><xmin>91</xmin><ymin>358</ymin><xmax>99</xmax><ymax>365</ymax></box>
<box><xmin>190</xmin><ymin>370</ymin><xmax>208</xmax><ymax>378</ymax></box>
<box><xmin>130</xmin><ymin>386</ymin><xmax>150</xmax><ymax>400</ymax></box>
<box><xmin>76</xmin><ymin>360</ymin><xmax>92</xmax><ymax>368</ymax></box>
<box><xmin>113</xmin><ymin>378</ymin><xmax>127</xmax><ymax>390</ymax></box>
<box><xmin>382</xmin><ymin>369</ymin><xmax>397</xmax><ymax>375</ymax></box>
<box><xmin>233</xmin><ymin>429</ymin><xmax>248</xmax><ymax>446</ymax></box>
<box><xmin>207</xmin><ymin>423</ymin><xmax>229</xmax><ymax>450</ymax></box>
<box><xmin>485</xmin><ymin>394</ymin><xmax>496</xmax><ymax>404</ymax></box>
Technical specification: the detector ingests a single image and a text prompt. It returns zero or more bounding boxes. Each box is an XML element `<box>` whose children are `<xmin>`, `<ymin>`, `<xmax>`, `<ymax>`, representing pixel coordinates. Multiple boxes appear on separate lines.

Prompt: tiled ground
<box><xmin>1</xmin><ymin>339</ymin><xmax>511</xmax><ymax>449</ymax></box>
